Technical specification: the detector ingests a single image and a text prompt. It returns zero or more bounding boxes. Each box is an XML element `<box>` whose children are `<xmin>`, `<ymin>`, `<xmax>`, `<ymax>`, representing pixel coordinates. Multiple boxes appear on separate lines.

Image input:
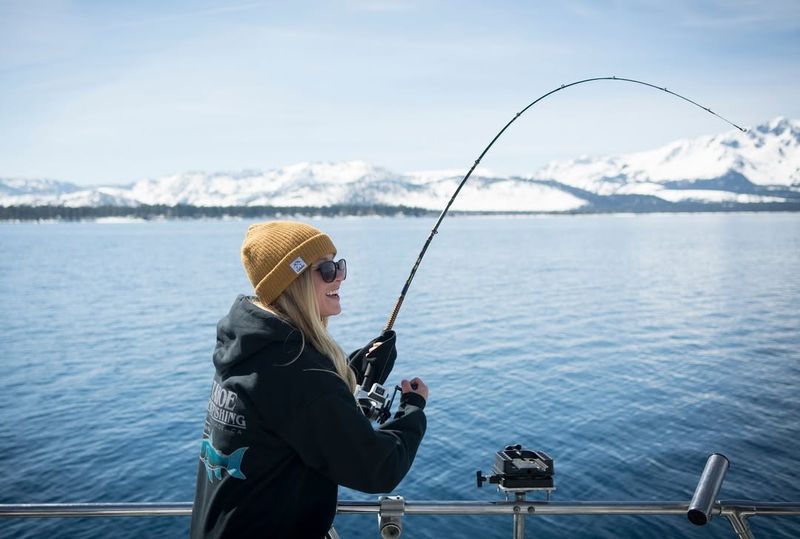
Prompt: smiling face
<box><xmin>312</xmin><ymin>254</ymin><xmax>344</xmax><ymax>318</ymax></box>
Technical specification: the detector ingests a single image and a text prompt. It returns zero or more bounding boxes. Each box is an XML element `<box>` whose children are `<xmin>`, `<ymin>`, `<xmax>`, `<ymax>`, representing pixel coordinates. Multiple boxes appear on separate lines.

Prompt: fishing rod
<box><xmin>382</xmin><ymin>75</ymin><xmax>746</xmax><ymax>332</ymax></box>
<box><xmin>356</xmin><ymin>76</ymin><xmax>746</xmax><ymax>412</ymax></box>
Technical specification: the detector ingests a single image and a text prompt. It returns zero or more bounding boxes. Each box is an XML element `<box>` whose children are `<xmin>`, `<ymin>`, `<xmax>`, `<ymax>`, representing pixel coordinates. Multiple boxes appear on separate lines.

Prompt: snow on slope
<box><xmin>534</xmin><ymin>117</ymin><xmax>800</xmax><ymax>192</ymax></box>
<box><xmin>380</xmin><ymin>175</ymin><xmax>586</xmax><ymax>211</ymax></box>
<box><xmin>124</xmin><ymin>162</ymin><xmax>397</xmax><ymax>206</ymax></box>
<box><xmin>1</xmin><ymin>118</ymin><xmax>797</xmax><ymax>211</ymax></box>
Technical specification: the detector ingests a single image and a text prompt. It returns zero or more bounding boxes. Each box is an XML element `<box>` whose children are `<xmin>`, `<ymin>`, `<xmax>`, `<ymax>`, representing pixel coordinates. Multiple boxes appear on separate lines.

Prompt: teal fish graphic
<box><xmin>200</xmin><ymin>439</ymin><xmax>248</xmax><ymax>481</ymax></box>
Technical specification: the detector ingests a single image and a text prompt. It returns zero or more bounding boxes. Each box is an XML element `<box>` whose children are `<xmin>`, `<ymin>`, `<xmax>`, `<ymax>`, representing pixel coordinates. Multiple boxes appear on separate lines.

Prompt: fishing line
<box><xmin>382</xmin><ymin>75</ymin><xmax>746</xmax><ymax>332</ymax></box>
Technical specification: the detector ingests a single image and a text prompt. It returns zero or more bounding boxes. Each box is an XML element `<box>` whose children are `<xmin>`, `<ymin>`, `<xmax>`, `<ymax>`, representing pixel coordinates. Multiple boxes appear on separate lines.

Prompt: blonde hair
<box><xmin>269</xmin><ymin>269</ymin><xmax>357</xmax><ymax>392</ymax></box>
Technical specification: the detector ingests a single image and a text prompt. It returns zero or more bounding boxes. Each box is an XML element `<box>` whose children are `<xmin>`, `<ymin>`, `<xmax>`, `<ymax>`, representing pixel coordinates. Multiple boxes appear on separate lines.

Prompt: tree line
<box><xmin>0</xmin><ymin>204</ymin><xmax>438</xmax><ymax>221</ymax></box>
<box><xmin>3</xmin><ymin>201</ymin><xmax>799</xmax><ymax>221</ymax></box>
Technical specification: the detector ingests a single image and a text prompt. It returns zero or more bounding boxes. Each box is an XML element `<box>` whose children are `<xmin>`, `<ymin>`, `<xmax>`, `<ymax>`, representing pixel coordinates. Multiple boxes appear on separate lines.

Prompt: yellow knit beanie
<box><xmin>241</xmin><ymin>221</ymin><xmax>337</xmax><ymax>305</ymax></box>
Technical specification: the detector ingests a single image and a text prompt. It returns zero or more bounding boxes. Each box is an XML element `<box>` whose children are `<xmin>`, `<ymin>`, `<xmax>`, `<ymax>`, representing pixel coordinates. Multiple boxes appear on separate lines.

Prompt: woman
<box><xmin>190</xmin><ymin>221</ymin><xmax>428</xmax><ymax>539</ymax></box>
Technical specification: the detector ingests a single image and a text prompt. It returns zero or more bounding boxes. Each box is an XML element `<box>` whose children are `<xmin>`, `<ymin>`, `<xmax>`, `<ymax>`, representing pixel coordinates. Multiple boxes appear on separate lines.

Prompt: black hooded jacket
<box><xmin>190</xmin><ymin>295</ymin><xmax>427</xmax><ymax>539</ymax></box>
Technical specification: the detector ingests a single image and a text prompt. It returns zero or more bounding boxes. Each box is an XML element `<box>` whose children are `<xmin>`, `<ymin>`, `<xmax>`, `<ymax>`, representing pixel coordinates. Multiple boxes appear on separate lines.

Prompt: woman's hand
<box><xmin>349</xmin><ymin>331</ymin><xmax>397</xmax><ymax>386</ymax></box>
<box><xmin>400</xmin><ymin>377</ymin><xmax>428</xmax><ymax>401</ymax></box>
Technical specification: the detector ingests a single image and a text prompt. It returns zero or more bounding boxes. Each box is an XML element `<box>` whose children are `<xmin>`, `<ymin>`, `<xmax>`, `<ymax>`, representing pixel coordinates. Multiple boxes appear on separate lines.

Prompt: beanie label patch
<box><xmin>289</xmin><ymin>257</ymin><xmax>307</xmax><ymax>274</ymax></box>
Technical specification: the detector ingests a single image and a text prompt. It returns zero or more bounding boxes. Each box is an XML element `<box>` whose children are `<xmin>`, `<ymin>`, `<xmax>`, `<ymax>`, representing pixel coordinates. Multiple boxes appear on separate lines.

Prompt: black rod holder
<box><xmin>688</xmin><ymin>453</ymin><xmax>730</xmax><ymax>525</ymax></box>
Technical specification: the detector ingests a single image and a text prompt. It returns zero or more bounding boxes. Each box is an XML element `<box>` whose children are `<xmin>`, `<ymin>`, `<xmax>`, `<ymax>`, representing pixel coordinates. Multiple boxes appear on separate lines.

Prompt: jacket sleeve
<box><xmin>278</xmin><ymin>378</ymin><xmax>426</xmax><ymax>494</ymax></box>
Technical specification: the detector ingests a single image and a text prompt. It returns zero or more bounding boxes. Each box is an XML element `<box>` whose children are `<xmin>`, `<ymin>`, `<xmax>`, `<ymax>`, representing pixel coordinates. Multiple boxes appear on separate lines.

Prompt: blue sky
<box><xmin>1</xmin><ymin>0</ymin><xmax>798</xmax><ymax>185</ymax></box>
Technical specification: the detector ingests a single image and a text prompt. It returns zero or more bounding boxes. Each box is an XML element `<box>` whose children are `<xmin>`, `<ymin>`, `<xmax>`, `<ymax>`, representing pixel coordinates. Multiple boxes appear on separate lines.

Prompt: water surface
<box><xmin>1</xmin><ymin>213</ymin><xmax>798</xmax><ymax>538</ymax></box>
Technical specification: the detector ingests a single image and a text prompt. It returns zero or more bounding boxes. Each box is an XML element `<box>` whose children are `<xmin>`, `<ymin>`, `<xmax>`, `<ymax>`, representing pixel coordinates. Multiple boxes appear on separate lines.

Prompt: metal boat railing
<box><xmin>2</xmin><ymin>499</ymin><xmax>799</xmax><ymax>538</ymax></box>
<box><xmin>1</xmin><ymin>455</ymin><xmax>798</xmax><ymax>538</ymax></box>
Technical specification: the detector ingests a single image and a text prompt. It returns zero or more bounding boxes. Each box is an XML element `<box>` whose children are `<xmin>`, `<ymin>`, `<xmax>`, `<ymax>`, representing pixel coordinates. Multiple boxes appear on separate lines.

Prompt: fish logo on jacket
<box><xmin>200</xmin><ymin>438</ymin><xmax>248</xmax><ymax>481</ymax></box>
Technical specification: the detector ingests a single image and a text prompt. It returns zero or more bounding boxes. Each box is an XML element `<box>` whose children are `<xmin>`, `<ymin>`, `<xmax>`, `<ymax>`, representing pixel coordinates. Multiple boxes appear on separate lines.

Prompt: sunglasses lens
<box><xmin>319</xmin><ymin>261</ymin><xmax>336</xmax><ymax>283</ymax></box>
<box><xmin>317</xmin><ymin>259</ymin><xmax>346</xmax><ymax>283</ymax></box>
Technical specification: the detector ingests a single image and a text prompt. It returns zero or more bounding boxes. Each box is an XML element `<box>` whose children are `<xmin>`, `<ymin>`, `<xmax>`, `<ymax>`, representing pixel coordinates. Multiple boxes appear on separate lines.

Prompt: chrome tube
<box><xmin>0</xmin><ymin>503</ymin><xmax>192</xmax><ymax>518</ymax></box>
<box><xmin>512</xmin><ymin>493</ymin><xmax>526</xmax><ymax>539</ymax></box>
<box><xmin>337</xmin><ymin>501</ymin><xmax>690</xmax><ymax>515</ymax></box>
<box><xmin>1</xmin><ymin>498</ymin><xmax>797</xmax><ymax>539</ymax></box>
<box><xmin>688</xmin><ymin>453</ymin><xmax>730</xmax><ymax>525</ymax></box>
<box><xmin>720</xmin><ymin>501</ymin><xmax>800</xmax><ymax>517</ymax></box>
<box><xmin>0</xmin><ymin>500</ymin><xmax>692</xmax><ymax>518</ymax></box>
<box><xmin>725</xmin><ymin>511</ymin><xmax>754</xmax><ymax>539</ymax></box>
<box><xmin>4</xmin><ymin>500</ymin><xmax>795</xmax><ymax>518</ymax></box>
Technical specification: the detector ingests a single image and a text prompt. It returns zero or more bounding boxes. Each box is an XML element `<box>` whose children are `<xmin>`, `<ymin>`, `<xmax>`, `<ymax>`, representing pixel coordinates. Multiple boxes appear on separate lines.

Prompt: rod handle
<box><xmin>384</xmin><ymin>295</ymin><xmax>405</xmax><ymax>332</ymax></box>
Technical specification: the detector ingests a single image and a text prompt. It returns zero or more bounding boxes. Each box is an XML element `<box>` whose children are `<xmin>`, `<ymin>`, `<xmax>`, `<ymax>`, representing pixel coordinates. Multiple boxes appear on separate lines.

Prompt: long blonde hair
<box><xmin>270</xmin><ymin>269</ymin><xmax>357</xmax><ymax>392</ymax></box>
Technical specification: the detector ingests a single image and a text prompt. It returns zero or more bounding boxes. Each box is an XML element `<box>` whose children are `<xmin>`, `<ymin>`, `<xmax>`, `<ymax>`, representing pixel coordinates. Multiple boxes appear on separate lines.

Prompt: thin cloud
<box><xmin>659</xmin><ymin>0</ymin><xmax>800</xmax><ymax>30</ymax></box>
<box><xmin>106</xmin><ymin>1</ymin><xmax>266</xmax><ymax>29</ymax></box>
<box><xmin>344</xmin><ymin>0</ymin><xmax>419</xmax><ymax>13</ymax></box>
<box><xmin>562</xmin><ymin>0</ymin><xmax>800</xmax><ymax>30</ymax></box>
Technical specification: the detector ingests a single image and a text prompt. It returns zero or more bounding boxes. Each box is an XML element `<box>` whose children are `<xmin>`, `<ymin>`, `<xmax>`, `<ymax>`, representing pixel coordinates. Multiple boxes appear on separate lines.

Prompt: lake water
<box><xmin>1</xmin><ymin>213</ymin><xmax>798</xmax><ymax>538</ymax></box>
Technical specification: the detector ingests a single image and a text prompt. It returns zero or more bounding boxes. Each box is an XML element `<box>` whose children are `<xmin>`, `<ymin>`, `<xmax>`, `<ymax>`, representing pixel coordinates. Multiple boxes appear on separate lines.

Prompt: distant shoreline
<box><xmin>0</xmin><ymin>204</ymin><xmax>436</xmax><ymax>222</ymax></box>
<box><xmin>1</xmin><ymin>203</ymin><xmax>799</xmax><ymax>222</ymax></box>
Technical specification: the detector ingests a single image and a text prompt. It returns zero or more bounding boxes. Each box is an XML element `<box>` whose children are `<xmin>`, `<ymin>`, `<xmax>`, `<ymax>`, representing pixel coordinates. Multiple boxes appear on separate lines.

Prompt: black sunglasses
<box><xmin>314</xmin><ymin>259</ymin><xmax>347</xmax><ymax>283</ymax></box>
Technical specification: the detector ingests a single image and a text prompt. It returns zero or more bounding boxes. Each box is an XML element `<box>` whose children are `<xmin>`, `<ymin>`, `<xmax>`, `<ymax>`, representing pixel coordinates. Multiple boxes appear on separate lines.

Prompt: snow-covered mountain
<box><xmin>2</xmin><ymin>117</ymin><xmax>799</xmax><ymax>213</ymax></box>
<box><xmin>533</xmin><ymin>116</ymin><xmax>799</xmax><ymax>206</ymax></box>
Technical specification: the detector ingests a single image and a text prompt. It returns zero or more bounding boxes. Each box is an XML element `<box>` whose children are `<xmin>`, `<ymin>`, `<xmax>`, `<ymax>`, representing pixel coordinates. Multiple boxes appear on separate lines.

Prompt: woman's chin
<box><xmin>321</xmin><ymin>297</ymin><xmax>341</xmax><ymax>317</ymax></box>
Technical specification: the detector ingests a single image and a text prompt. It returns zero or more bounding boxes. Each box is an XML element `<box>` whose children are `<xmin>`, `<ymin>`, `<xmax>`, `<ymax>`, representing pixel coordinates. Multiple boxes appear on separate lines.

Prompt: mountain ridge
<box><xmin>2</xmin><ymin>117</ymin><xmax>798</xmax><ymax>213</ymax></box>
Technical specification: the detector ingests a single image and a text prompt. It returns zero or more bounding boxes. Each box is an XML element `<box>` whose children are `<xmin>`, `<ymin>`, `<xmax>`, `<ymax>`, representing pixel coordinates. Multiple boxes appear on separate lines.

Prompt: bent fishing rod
<box><xmin>383</xmin><ymin>76</ymin><xmax>745</xmax><ymax>331</ymax></box>
<box><xmin>357</xmin><ymin>75</ymin><xmax>746</xmax><ymax>400</ymax></box>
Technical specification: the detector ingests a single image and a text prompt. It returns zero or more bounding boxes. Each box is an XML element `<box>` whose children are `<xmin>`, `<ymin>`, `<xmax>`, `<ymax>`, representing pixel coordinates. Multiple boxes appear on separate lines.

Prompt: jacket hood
<box><xmin>213</xmin><ymin>295</ymin><xmax>301</xmax><ymax>371</ymax></box>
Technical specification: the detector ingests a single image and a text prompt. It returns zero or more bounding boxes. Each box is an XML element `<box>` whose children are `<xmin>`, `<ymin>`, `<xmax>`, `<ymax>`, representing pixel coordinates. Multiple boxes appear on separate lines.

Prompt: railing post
<box><xmin>726</xmin><ymin>510</ymin><xmax>754</xmax><ymax>539</ymax></box>
<box><xmin>512</xmin><ymin>492</ymin><xmax>527</xmax><ymax>539</ymax></box>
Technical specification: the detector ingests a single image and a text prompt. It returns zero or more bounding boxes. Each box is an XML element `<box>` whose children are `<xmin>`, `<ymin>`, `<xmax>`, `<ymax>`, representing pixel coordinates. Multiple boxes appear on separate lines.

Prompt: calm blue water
<box><xmin>1</xmin><ymin>214</ymin><xmax>798</xmax><ymax>538</ymax></box>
